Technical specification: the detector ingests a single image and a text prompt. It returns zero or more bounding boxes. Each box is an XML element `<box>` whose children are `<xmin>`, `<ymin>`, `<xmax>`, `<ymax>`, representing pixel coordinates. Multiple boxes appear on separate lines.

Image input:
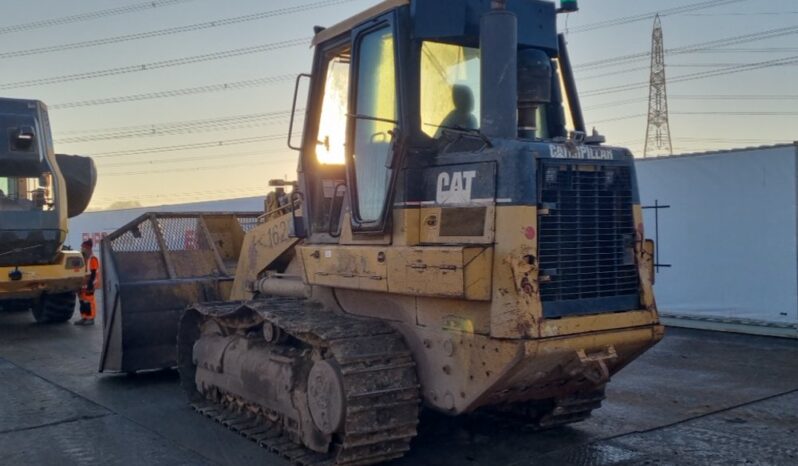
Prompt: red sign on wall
<box><xmin>184</xmin><ymin>230</ymin><xmax>197</xmax><ymax>250</ymax></box>
<box><xmin>81</xmin><ymin>232</ymin><xmax>107</xmax><ymax>250</ymax></box>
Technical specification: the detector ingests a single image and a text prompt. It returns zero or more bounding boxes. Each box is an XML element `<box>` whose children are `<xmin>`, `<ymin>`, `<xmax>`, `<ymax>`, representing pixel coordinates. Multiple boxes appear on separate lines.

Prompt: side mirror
<box><xmin>13</xmin><ymin>126</ymin><xmax>35</xmax><ymax>151</ymax></box>
<box><xmin>643</xmin><ymin>239</ymin><xmax>656</xmax><ymax>285</ymax></box>
<box><xmin>287</xmin><ymin>73</ymin><xmax>311</xmax><ymax>151</ymax></box>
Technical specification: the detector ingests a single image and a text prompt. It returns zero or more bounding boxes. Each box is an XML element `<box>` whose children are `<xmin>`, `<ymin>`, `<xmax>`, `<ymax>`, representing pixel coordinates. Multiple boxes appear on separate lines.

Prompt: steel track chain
<box><xmin>179</xmin><ymin>298</ymin><xmax>420</xmax><ymax>466</ymax></box>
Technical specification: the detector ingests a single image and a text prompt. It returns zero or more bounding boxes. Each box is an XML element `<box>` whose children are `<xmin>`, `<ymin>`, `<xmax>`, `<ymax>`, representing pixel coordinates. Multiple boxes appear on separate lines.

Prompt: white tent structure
<box><xmin>636</xmin><ymin>143</ymin><xmax>798</xmax><ymax>338</ymax></box>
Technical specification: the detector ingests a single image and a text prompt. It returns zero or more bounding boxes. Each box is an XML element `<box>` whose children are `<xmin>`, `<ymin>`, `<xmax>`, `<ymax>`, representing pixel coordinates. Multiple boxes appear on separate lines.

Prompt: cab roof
<box><xmin>312</xmin><ymin>0</ymin><xmax>408</xmax><ymax>46</ymax></box>
<box><xmin>311</xmin><ymin>0</ymin><xmax>558</xmax><ymax>53</ymax></box>
<box><xmin>0</xmin><ymin>97</ymin><xmax>46</xmax><ymax>117</ymax></box>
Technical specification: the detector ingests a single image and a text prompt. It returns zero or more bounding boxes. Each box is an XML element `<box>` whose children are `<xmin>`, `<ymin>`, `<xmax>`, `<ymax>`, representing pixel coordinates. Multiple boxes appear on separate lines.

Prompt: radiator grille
<box><xmin>538</xmin><ymin>162</ymin><xmax>640</xmax><ymax>317</ymax></box>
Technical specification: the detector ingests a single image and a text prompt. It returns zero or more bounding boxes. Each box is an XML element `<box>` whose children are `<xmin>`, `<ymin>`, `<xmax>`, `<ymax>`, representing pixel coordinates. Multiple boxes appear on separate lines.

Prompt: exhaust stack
<box><xmin>480</xmin><ymin>0</ymin><xmax>517</xmax><ymax>138</ymax></box>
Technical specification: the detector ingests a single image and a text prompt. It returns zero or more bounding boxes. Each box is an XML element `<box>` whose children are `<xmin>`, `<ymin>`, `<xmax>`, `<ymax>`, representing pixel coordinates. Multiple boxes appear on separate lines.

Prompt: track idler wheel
<box><xmin>307</xmin><ymin>360</ymin><xmax>346</xmax><ymax>435</ymax></box>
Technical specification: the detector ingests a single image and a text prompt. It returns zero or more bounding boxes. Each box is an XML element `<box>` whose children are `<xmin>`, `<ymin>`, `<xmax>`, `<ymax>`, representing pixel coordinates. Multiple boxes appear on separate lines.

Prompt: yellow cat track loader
<box><xmin>100</xmin><ymin>1</ymin><xmax>663</xmax><ymax>464</ymax></box>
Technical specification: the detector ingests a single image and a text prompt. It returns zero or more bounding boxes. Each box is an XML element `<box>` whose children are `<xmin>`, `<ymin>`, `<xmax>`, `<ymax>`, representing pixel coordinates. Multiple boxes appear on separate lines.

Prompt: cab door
<box><xmin>299</xmin><ymin>14</ymin><xmax>400</xmax><ymax>292</ymax></box>
<box><xmin>343</xmin><ymin>15</ymin><xmax>401</xmax><ymax>239</ymax></box>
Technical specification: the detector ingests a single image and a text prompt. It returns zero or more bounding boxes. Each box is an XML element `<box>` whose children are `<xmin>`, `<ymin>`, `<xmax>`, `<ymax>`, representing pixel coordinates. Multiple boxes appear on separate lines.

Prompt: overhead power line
<box><xmin>575</xmin><ymin>25</ymin><xmax>798</xmax><ymax>71</ymax></box>
<box><xmin>103</xmin><ymin>155</ymin><xmax>297</xmax><ymax>177</ymax></box>
<box><xmin>566</xmin><ymin>0</ymin><xmax>747</xmax><ymax>34</ymax></box>
<box><xmin>0</xmin><ymin>0</ymin><xmax>196</xmax><ymax>35</ymax></box>
<box><xmin>55</xmin><ymin>110</ymin><xmax>295</xmax><ymax>144</ymax></box>
<box><xmin>675</xmin><ymin>111</ymin><xmax>798</xmax><ymax>116</ymax></box>
<box><xmin>682</xmin><ymin>11</ymin><xmax>798</xmax><ymax>16</ymax></box>
<box><xmin>94</xmin><ymin>186</ymin><xmax>272</xmax><ymax>204</ymax></box>
<box><xmin>579</xmin><ymin>60</ymin><xmax>798</xmax><ymax>81</ymax></box>
<box><xmin>97</xmin><ymin>148</ymin><xmax>288</xmax><ymax>169</ymax></box>
<box><xmin>0</xmin><ymin>38</ymin><xmax>309</xmax><ymax>90</ymax></box>
<box><xmin>583</xmin><ymin>54</ymin><xmax>798</xmax><ymax>97</ymax></box>
<box><xmin>670</xmin><ymin>94</ymin><xmax>798</xmax><ymax>100</ymax></box>
<box><xmin>92</xmin><ymin>134</ymin><xmax>287</xmax><ymax>158</ymax></box>
<box><xmin>584</xmin><ymin>94</ymin><xmax>798</xmax><ymax>111</ymax></box>
<box><xmin>593</xmin><ymin>111</ymin><xmax>798</xmax><ymax>125</ymax></box>
<box><xmin>688</xmin><ymin>47</ymin><xmax>798</xmax><ymax>53</ymax></box>
<box><xmin>0</xmin><ymin>0</ymin><xmax>355</xmax><ymax>60</ymax></box>
<box><xmin>676</xmin><ymin>137</ymin><xmax>795</xmax><ymax>143</ymax></box>
<box><xmin>60</xmin><ymin>109</ymin><xmax>294</xmax><ymax>135</ymax></box>
<box><xmin>49</xmin><ymin>74</ymin><xmax>295</xmax><ymax>110</ymax></box>
<box><xmin>57</xmin><ymin>119</ymin><xmax>290</xmax><ymax>144</ymax></box>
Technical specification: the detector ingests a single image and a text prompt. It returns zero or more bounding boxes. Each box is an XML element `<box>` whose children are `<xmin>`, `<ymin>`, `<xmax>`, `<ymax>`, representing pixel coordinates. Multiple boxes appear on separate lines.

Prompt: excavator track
<box><xmin>177</xmin><ymin>298</ymin><xmax>420</xmax><ymax>466</ymax></box>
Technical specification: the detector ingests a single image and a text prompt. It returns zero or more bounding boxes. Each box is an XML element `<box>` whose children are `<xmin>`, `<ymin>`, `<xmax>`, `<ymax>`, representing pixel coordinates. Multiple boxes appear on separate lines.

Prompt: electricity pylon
<box><xmin>644</xmin><ymin>14</ymin><xmax>673</xmax><ymax>157</ymax></box>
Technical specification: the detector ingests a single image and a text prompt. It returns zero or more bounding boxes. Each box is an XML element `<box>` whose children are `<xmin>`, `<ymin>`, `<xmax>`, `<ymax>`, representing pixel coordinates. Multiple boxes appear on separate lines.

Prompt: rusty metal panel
<box><xmin>463</xmin><ymin>247</ymin><xmax>493</xmax><ymax>300</ymax></box>
<box><xmin>300</xmin><ymin>244</ymin><xmax>492</xmax><ymax>300</ymax></box>
<box><xmin>386</xmin><ymin>246</ymin><xmax>492</xmax><ymax>300</ymax></box>
<box><xmin>386</xmin><ymin>247</ymin><xmax>465</xmax><ymax>298</ymax></box>
<box><xmin>415</xmin><ymin>297</ymin><xmax>491</xmax><ymax>334</ymax></box>
<box><xmin>489</xmin><ymin>205</ymin><xmax>540</xmax><ymax>339</ymax></box>
<box><xmin>299</xmin><ymin>246</ymin><xmax>388</xmax><ymax>292</ymax></box>
<box><xmin>202</xmin><ymin>215</ymin><xmax>247</xmax><ymax>263</ymax></box>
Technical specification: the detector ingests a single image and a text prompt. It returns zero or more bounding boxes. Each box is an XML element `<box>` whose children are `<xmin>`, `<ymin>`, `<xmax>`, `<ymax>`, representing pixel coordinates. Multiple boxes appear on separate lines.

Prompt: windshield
<box><xmin>0</xmin><ymin>173</ymin><xmax>55</xmax><ymax>212</ymax></box>
<box><xmin>420</xmin><ymin>41</ymin><xmax>481</xmax><ymax>138</ymax></box>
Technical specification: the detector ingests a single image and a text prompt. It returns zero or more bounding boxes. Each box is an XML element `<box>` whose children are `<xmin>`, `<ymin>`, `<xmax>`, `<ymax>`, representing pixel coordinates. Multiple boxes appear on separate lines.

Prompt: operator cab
<box><xmin>293</xmin><ymin>0</ymin><xmax>585</xmax><ymax>243</ymax></box>
<box><xmin>0</xmin><ymin>98</ymin><xmax>62</xmax><ymax>266</ymax></box>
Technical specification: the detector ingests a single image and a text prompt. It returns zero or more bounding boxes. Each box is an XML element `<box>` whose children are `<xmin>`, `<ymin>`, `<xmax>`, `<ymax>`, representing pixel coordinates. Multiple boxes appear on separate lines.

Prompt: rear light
<box><xmin>66</xmin><ymin>257</ymin><xmax>84</xmax><ymax>270</ymax></box>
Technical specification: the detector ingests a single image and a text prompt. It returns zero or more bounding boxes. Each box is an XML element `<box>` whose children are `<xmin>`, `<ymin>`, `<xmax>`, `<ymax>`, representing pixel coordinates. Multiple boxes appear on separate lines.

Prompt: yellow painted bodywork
<box><xmin>399</xmin><ymin>322</ymin><xmax>663</xmax><ymax>413</ymax></box>
<box><xmin>230</xmin><ymin>211</ymin><xmax>301</xmax><ymax>301</ymax></box>
<box><xmin>297</xmin><ymin>204</ymin><xmax>659</xmax><ymax>336</ymax></box>
<box><xmin>229</xmin><ymin>197</ymin><xmax>662</xmax><ymax>413</ymax></box>
<box><xmin>299</xmin><ymin>245</ymin><xmax>493</xmax><ymax>300</ymax></box>
<box><xmin>0</xmin><ymin>250</ymin><xmax>85</xmax><ymax>300</ymax></box>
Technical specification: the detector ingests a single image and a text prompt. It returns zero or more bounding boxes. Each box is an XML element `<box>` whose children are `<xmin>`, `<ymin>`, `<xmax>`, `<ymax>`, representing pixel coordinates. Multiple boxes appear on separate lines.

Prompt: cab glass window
<box><xmin>555</xmin><ymin>58</ymin><xmax>575</xmax><ymax>134</ymax></box>
<box><xmin>420</xmin><ymin>42</ymin><xmax>480</xmax><ymax>138</ymax></box>
<box><xmin>316</xmin><ymin>51</ymin><xmax>350</xmax><ymax>165</ymax></box>
<box><xmin>0</xmin><ymin>175</ymin><xmax>54</xmax><ymax>212</ymax></box>
<box><xmin>352</xmin><ymin>26</ymin><xmax>397</xmax><ymax>223</ymax></box>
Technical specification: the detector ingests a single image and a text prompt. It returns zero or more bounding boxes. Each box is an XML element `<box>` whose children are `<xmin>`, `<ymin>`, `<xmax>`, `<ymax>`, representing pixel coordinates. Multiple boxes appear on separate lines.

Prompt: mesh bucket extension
<box><xmin>99</xmin><ymin>212</ymin><xmax>260</xmax><ymax>373</ymax></box>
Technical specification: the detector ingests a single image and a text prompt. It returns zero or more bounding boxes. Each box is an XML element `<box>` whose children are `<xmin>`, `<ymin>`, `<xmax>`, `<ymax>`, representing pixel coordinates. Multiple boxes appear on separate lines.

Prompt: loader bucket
<box><xmin>99</xmin><ymin>212</ymin><xmax>260</xmax><ymax>373</ymax></box>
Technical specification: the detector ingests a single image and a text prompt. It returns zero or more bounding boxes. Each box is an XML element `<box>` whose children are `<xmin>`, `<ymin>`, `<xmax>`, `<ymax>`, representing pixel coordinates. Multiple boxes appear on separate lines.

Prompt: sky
<box><xmin>1</xmin><ymin>0</ymin><xmax>795</xmax><ymax>209</ymax></box>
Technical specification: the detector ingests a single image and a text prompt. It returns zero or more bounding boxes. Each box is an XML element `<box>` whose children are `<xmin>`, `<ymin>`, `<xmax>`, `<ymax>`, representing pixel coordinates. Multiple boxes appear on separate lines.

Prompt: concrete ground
<box><xmin>0</xmin><ymin>308</ymin><xmax>796</xmax><ymax>466</ymax></box>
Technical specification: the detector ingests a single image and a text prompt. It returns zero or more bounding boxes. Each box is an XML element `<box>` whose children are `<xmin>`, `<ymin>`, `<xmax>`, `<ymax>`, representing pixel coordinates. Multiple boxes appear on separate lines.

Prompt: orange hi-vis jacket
<box><xmin>79</xmin><ymin>255</ymin><xmax>100</xmax><ymax>319</ymax></box>
<box><xmin>84</xmin><ymin>256</ymin><xmax>99</xmax><ymax>290</ymax></box>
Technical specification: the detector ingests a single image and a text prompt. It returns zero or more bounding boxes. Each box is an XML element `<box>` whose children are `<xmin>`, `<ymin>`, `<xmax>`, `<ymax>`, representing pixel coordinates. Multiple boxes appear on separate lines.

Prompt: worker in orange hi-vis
<box><xmin>75</xmin><ymin>239</ymin><xmax>99</xmax><ymax>326</ymax></box>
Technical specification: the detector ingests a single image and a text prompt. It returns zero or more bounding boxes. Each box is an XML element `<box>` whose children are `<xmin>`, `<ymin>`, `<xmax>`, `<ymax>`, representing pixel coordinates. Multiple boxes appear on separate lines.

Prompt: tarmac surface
<box><xmin>0</xmin><ymin>308</ymin><xmax>796</xmax><ymax>466</ymax></box>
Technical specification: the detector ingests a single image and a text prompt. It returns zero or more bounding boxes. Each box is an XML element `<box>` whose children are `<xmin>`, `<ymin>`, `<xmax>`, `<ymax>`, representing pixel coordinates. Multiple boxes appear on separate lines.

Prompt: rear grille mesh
<box><xmin>538</xmin><ymin>162</ymin><xmax>640</xmax><ymax>317</ymax></box>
